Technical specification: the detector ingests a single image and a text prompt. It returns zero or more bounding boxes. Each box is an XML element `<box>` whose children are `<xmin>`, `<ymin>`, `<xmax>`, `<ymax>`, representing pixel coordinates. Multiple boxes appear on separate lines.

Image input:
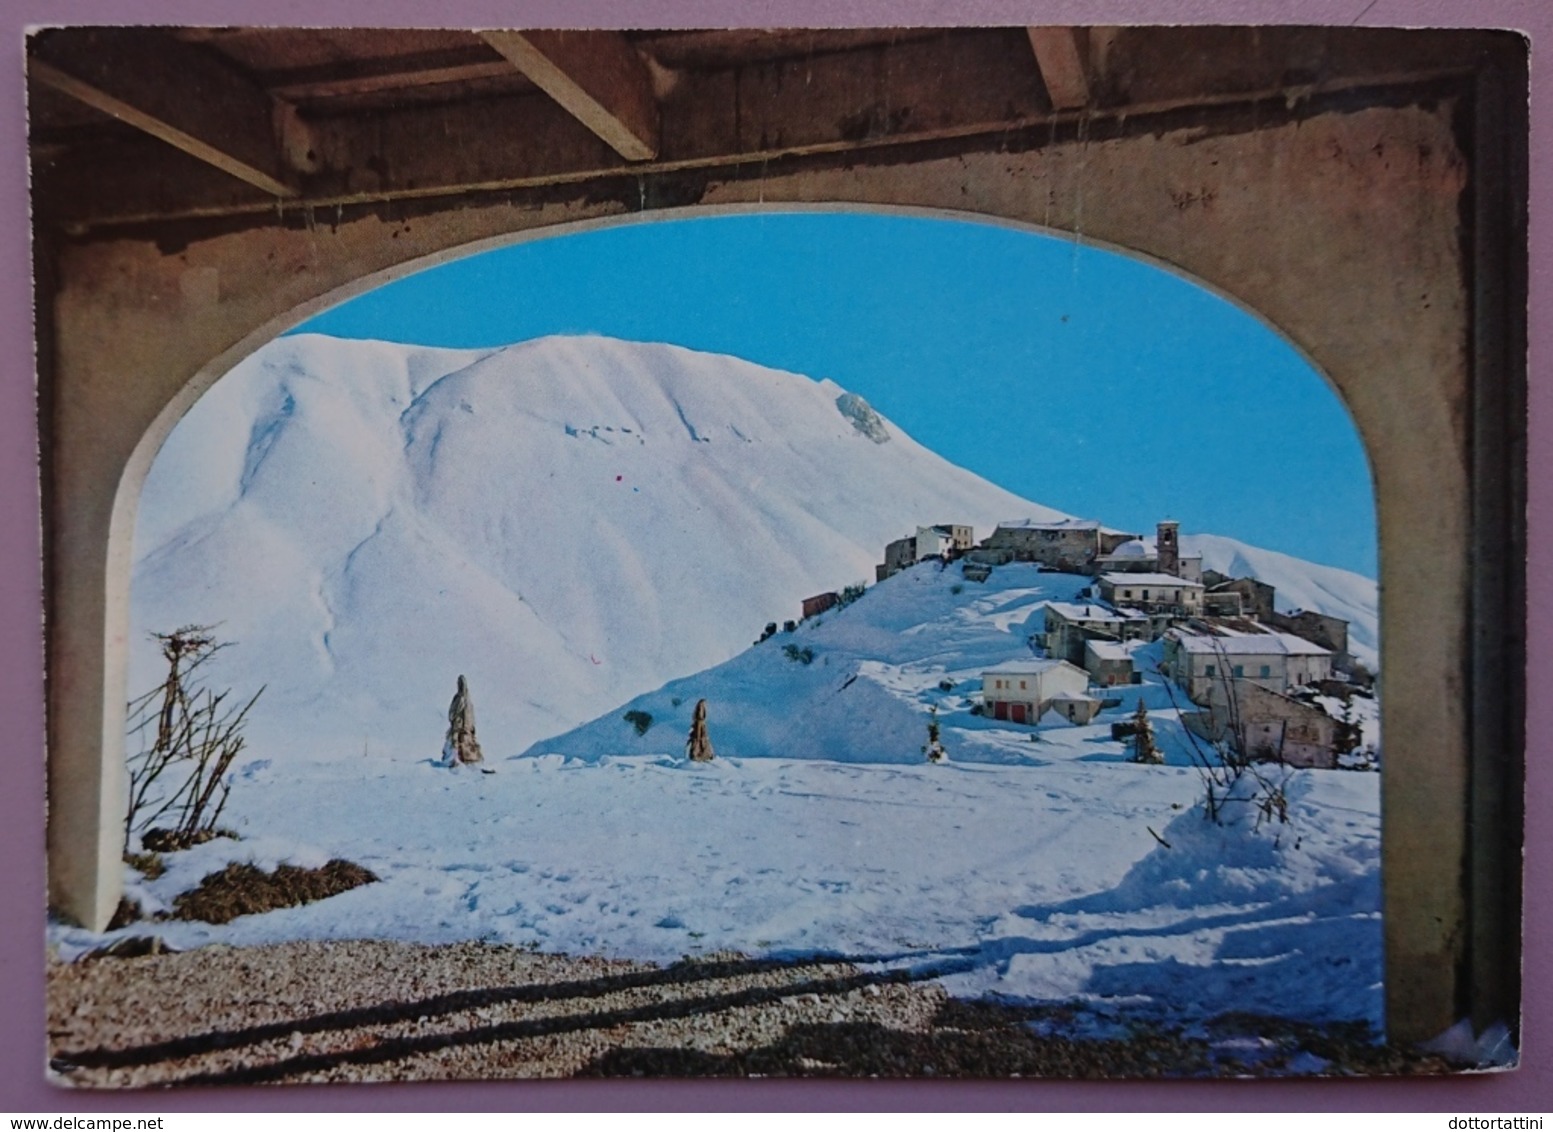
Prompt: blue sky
<box><xmin>293</xmin><ymin>211</ymin><xmax>1376</xmax><ymax>577</ymax></box>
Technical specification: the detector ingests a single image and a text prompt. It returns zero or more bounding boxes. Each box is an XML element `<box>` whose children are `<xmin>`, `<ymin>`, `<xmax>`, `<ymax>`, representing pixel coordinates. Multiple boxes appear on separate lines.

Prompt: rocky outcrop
<box><xmin>835</xmin><ymin>392</ymin><xmax>890</xmax><ymax>443</ymax></box>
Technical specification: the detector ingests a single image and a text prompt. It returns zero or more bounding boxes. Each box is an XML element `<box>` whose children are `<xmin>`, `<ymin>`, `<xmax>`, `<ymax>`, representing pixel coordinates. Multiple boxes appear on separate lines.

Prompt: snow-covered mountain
<box><xmin>130</xmin><ymin>333</ymin><xmax>1378</xmax><ymax>762</ymax></box>
<box><xmin>130</xmin><ymin>334</ymin><xmax>1063</xmax><ymax>760</ymax></box>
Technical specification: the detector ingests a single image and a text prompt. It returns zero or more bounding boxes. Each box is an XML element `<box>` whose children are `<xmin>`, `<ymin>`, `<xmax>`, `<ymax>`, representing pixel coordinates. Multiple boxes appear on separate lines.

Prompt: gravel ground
<box><xmin>46</xmin><ymin>939</ymin><xmax>1450</xmax><ymax>1086</ymax></box>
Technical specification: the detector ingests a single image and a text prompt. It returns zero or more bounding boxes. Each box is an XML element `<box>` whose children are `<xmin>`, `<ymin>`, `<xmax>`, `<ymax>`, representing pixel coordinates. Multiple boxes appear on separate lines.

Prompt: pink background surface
<box><xmin>2</xmin><ymin>0</ymin><xmax>1545</xmax><ymax>1111</ymax></box>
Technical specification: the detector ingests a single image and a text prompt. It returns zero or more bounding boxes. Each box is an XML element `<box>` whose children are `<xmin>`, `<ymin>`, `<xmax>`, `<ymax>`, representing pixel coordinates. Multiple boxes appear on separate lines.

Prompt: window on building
<box><xmin>1205</xmin><ymin>664</ymin><xmax>1216</xmax><ymax>677</ymax></box>
<box><xmin>1260</xmin><ymin>664</ymin><xmax>1272</xmax><ymax>678</ymax></box>
<box><xmin>1233</xmin><ymin>665</ymin><xmax>1244</xmax><ymax>678</ymax></box>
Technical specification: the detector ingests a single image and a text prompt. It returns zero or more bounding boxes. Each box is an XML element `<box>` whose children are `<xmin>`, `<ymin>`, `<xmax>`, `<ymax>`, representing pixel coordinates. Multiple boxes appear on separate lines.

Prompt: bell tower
<box><xmin>1157</xmin><ymin>520</ymin><xmax>1180</xmax><ymax>577</ymax></box>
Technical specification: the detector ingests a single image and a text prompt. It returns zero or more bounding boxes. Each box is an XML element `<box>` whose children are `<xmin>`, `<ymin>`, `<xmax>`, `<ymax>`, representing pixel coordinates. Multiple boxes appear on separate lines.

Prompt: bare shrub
<box><xmin>124</xmin><ymin>625</ymin><xmax>263</xmax><ymax>854</ymax></box>
<box><xmin>1156</xmin><ymin>648</ymin><xmax>1296</xmax><ymax>831</ymax></box>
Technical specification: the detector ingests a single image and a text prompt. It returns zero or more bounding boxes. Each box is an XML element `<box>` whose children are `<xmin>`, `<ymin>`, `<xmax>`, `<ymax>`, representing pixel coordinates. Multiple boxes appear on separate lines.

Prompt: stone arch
<box><xmin>45</xmin><ymin>97</ymin><xmax>1499</xmax><ymax>1042</ymax></box>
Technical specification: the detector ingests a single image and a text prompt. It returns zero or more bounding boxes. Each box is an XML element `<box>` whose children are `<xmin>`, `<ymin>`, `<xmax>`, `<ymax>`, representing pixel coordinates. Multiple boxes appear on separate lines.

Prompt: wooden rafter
<box><xmin>28</xmin><ymin>27</ymin><xmax>299</xmax><ymax>198</ymax></box>
<box><xmin>479</xmin><ymin>30</ymin><xmax>659</xmax><ymax>161</ymax></box>
<box><xmin>1026</xmin><ymin>27</ymin><xmax>1091</xmax><ymax>110</ymax></box>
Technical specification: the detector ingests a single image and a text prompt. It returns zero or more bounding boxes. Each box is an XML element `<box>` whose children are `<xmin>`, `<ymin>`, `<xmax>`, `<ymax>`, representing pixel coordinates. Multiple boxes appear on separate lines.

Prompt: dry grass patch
<box><xmin>172</xmin><ymin>860</ymin><xmax>378</xmax><ymax>925</ymax></box>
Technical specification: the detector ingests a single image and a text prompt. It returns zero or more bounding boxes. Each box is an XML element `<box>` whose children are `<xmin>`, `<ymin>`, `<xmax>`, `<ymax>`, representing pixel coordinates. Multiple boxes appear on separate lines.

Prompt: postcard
<box><xmin>28</xmin><ymin>21</ymin><xmax>1527</xmax><ymax>1086</ymax></box>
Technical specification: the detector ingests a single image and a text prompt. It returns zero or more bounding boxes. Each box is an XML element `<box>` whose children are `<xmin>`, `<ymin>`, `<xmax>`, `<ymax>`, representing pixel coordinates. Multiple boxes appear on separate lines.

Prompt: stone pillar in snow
<box><xmin>686</xmin><ymin>699</ymin><xmax>715</xmax><ymax>762</ymax></box>
<box><xmin>443</xmin><ymin>674</ymin><xmax>484</xmax><ymax>765</ymax></box>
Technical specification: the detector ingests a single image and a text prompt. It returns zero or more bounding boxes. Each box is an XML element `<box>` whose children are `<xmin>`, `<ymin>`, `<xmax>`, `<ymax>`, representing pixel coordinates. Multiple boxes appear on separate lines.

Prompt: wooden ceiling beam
<box><xmin>35</xmin><ymin>31</ymin><xmax>1043</xmax><ymax>227</ymax></box>
<box><xmin>478</xmin><ymin>30</ymin><xmax>659</xmax><ymax>161</ymax></box>
<box><xmin>28</xmin><ymin>27</ymin><xmax>300</xmax><ymax>198</ymax></box>
<box><xmin>32</xmin><ymin>28</ymin><xmax>1481</xmax><ymax>231</ymax></box>
<box><xmin>269</xmin><ymin>59</ymin><xmax>519</xmax><ymax>102</ymax></box>
<box><xmin>1026</xmin><ymin>27</ymin><xmax>1092</xmax><ymax>110</ymax></box>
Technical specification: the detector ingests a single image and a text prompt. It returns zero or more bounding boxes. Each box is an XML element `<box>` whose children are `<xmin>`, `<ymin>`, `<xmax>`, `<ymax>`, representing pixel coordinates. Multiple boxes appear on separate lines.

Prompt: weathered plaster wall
<box><xmin>45</xmin><ymin>100</ymin><xmax>1470</xmax><ymax>1039</ymax></box>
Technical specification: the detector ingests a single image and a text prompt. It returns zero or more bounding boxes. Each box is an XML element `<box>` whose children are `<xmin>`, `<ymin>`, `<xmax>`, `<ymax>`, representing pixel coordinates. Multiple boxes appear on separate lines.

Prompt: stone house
<box><xmin>981</xmin><ymin>658</ymin><xmax>1093</xmax><ymax>725</ymax></box>
<box><xmin>801</xmin><ymin>591</ymin><xmax>839</xmax><ymax>619</ymax></box>
<box><xmin>876</xmin><ymin>523</ymin><xmax>975</xmax><ymax>580</ymax></box>
<box><xmin>1097</xmin><ymin>572</ymin><xmax>1206</xmax><ymax>615</ymax></box>
<box><xmin>876</xmin><ymin>535</ymin><xmax>918</xmax><ymax>581</ymax></box>
<box><xmin>1043</xmin><ymin>600</ymin><xmax>1152</xmax><ymax>665</ymax></box>
<box><xmin>1268</xmin><ymin>609</ymin><xmax>1351</xmax><ymax>667</ymax></box>
<box><xmin>1183</xmin><ymin>679</ymin><xmax>1354</xmax><ymax>769</ymax></box>
<box><xmin>983</xmin><ymin>518</ymin><xmax>1137</xmax><ymax>572</ymax></box>
<box><xmin>1041</xmin><ymin>690</ymin><xmax>1105</xmax><ymax>726</ymax></box>
<box><xmin>1204</xmin><ymin>575</ymin><xmax>1277</xmax><ymax>620</ymax></box>
<box><xmin>1084</xmin><ymin>638</ymin><xmax>1144</xmax><ymax>686</ymax></box>
<box><xmin>1201</xmin><ymin>589</ymin><xmax>1246</xmax><ymax>617</ymax></box>
<box><xmin>1163</xmin><ymin>624</ymin><xmax>1334</xmax><ymax>703</ymax></box>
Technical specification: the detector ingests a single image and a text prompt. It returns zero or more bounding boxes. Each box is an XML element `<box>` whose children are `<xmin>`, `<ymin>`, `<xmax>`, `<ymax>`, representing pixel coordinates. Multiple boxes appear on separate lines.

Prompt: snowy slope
<box><xmin>525</xmin><ymin>561</ymin><xmax>1122</xmax><ymax>764</ymax></box>
<box><xmin>520</xmin><ymin>557</ymin><xmax>1366</xmax><ymax>768</ymax></box>
<box><xmin>131</xmin><ymin>334</ymin><xmax>1062</xmax><ymax>760</ymax></box>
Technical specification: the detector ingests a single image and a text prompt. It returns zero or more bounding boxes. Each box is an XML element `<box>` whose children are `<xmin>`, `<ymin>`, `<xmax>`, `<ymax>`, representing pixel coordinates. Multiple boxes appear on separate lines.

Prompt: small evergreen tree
<box><xmin>1130</xmin><ymin>700</ymin><xmax>1162</xmax><ymax>764</ymax></box>
<box><xmin>923</xmin><ymin>705</ymin><xmax>948</xmax><ymax>763</ymax></box>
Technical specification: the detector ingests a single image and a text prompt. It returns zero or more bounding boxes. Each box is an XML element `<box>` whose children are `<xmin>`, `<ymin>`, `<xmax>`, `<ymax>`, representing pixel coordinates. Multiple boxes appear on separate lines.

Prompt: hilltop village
<box><xmin>784</xmin><ymin>518</ymin><xmax>1374</xmax><ymax>770</ymax></box>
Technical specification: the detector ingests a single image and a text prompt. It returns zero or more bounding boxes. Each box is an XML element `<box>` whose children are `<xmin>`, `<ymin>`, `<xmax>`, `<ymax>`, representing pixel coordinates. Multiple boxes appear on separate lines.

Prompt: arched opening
<box><xmin>37</xmin><ymin>52</ymin><xmax>1519</xmax><ymax>1053</ymax></box>
<box><xmin>102</xmin><ymin>209</ymin><xmax>1387</xmax><ymax>1052</ymax></box>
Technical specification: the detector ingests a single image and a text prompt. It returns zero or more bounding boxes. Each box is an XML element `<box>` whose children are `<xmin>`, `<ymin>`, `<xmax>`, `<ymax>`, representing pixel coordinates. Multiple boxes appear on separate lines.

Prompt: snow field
<box><xmin>68</xmin><ymin>740</ymin><xmax>1379</xmax><ymax>1034</ymax></box>
<box><xmin>99</xmin><ymin>333</ymin><xmax>1386</xmax><ymax>1041</ymax></box>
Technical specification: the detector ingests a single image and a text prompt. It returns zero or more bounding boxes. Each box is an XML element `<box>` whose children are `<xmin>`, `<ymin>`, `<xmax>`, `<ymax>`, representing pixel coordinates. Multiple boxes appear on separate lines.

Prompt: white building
<box><xmin>877</xmin><ymin>523</ymin><xmax>974</xmax><ymax>581</ymax></box>
<box><xmin>981</xmin><ymin>658</ymin><xmax>1094</xmax><ymax>725</ymax></box>
<box><xmin>1098</xmin><ymin>572</ymin><xmax>1206</xmax><ymax>614</ymax></box>
<box><xmin>1163</xmin><ymin>625</ymin><xmax>1334</xmax><ymax>703</ymax></box>
<box><xmin>914</xmin><ymin>524</ymin><xmax>955</xmax><ymax>560</ymax></box>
